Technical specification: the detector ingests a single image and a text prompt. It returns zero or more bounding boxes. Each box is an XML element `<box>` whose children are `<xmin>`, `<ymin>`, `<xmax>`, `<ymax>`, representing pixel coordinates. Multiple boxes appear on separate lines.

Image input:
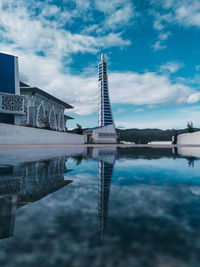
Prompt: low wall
<box><xmin>148</xmin><ymin>141</ymin><xmax>172</xmax><ymax>145</ymax></box>
<box><xmin>0</xmin><ymin>123</ymin><xmax>84</xmax><ymax>145</ymax></box>
<box><xmin>177</xmin><ymin>131</ymin><xmax>200</xmax><ymax>145</ymax></box>
<box><xmin>92</xmin><ymin>124</ymin><xmax>117</xmax><ymax>144</ymax></box>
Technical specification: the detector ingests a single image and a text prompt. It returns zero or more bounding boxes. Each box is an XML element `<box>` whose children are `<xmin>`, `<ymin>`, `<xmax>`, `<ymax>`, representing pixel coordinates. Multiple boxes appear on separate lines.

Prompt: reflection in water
<box><xmin>0</xmin><ymin>157</ymin><xmax>73</xmax><ymax>239</ymax></box>
<box><xmin>0</xmin><ymin>196</ymin><xmax>17</xmax><ymax>239</ymax></box>
<box><xmin>94</xmin><ymin>148</ymin><xmax>117</xmax><ymax>240</ymax></box>
<box><xmin>173</xmin><ymin>147</ymin><xmax>200</xmax><ymax>167</ymax></box>
<box><xmin>187</xmin><ymin>157</ymin><xmax>195</xmax><ymax>168</ymax></box>
<box><xmin>1</xmin><ymin>146</ymin><xmax>200</xmax><ymax>265</ymax></box>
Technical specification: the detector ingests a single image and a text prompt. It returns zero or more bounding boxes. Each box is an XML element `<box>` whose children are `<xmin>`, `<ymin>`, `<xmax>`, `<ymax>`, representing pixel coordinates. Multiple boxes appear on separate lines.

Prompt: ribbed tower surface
<box><xmin>98</xmin><ymin>53</ymin><xmax>114</xmax><ymax>127</ymax></box>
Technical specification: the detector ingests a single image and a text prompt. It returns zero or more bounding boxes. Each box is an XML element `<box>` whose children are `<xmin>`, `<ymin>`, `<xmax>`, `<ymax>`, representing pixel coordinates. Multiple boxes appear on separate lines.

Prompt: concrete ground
<box><xmin>1</xmin><ymin>143</ymin><xmax>200</xmax><ymax>150</ymax></box>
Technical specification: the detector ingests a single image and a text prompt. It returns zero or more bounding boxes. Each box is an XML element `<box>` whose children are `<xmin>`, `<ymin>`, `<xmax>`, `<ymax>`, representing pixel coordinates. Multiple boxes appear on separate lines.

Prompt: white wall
<box><xmin>177</xmin><ymin>131</ymin><xmax>200</xmax><ymax>145</ymax></box>
<box><xmin>148</xmin><ymin>141</ymin><xmax>172</xmax><ymax>145</ymax></box>
<box><xmin>92</xmin><ymin>124</ymin><xmax>117</xmax><ymax>144</ymax></box>
<box><xmin>0</xmin><ymin>123</ymin><xmax>84</xmax><ymax>145</ymax></box>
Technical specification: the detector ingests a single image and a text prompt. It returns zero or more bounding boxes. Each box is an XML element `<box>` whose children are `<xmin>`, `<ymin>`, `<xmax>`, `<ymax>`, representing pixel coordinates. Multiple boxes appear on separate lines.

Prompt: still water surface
<box><xmin>0</xmin><ymin>146</ymin><xmax>200</xmax><ymax>266</ymax></box>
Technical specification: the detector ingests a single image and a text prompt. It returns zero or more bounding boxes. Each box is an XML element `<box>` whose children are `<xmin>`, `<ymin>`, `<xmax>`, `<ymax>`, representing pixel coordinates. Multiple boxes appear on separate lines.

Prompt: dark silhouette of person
<box><xmin>173</xmin><ymin>130</ymin><xmax>178</xmax><ymax>144</ymax></box>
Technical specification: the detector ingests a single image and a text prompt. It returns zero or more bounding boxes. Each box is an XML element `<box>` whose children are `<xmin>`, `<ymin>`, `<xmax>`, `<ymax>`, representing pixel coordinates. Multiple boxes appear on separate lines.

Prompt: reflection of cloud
<box><xmin>1</xmin><ymin>154</ymin><xmax>200</xmax><ymax>266</ymax></box>
<box><xmin>109</xmin><ymin>184</ymin><xmax>196</xmax><ymax>221</ymax></box>
<box><xmin>195</xmin><ymin>65</ymin><xmax>200</xmax><ymax>71</ymax></box>
<box><xmin>134</xmin><ymin>176</ymin><xmax>144</xmax><ymax>180</ymax></box>
<box><xmin>190</xmin><ymin>186</ymin><xmax>200</xmax><ymax>196</ymax></box>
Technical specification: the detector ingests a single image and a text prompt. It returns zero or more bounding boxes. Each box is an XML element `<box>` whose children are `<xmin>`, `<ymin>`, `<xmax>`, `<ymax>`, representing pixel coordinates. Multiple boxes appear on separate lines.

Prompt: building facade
<box><xmin>0</xmin><ymin>52</ymin><xmax>25</xmax><ymax>125</ymax></box>
<box><xmin>20</xmin><ymin>82</ymin><xmax>73</xmax><ymax>131</ymax></box>
<box><xmin>0</xmin><ymin>52</ymin><xmax>74</xmax><ymax>132</ymax></box>
<box><xmin>98</xmin><ymin>54</ymin><xmax>114</xmax><ymax>127</ymax></box>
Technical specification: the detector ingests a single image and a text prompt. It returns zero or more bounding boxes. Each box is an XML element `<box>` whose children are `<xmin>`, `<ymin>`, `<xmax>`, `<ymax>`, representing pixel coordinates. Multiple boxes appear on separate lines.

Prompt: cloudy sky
<box><xmin>1</xmin><ymin>0</ymin><xmax>200</xmax><ymax>129</ymax></box>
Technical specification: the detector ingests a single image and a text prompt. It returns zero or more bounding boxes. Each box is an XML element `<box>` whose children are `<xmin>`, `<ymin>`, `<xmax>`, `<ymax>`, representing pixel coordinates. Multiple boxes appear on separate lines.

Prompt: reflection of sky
<box><xmin>65</xmin><ymin>158</ymin><xmax>98</xmax><ymax>180</ymax></box>
<box><xmin>1</xmin><ymin>153</ymin><xmax>200</xmax><ymax>266</ymax></box>
<box><xmin>113</xmin><ymin>157</ymin><xmax>200</xmax><ymax>186</ymax></box>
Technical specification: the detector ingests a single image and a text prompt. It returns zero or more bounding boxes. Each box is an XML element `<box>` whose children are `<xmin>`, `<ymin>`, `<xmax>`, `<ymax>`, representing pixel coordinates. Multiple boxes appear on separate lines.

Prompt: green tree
<box><xmin>187</xmin><ymin>121</ymin><xmax>194</xmax><ymax>133</ymax></box>
<box><xmin>75</xmin><ymin>124</ymin><xmax>83</xmax><ymax>135</ymax></box>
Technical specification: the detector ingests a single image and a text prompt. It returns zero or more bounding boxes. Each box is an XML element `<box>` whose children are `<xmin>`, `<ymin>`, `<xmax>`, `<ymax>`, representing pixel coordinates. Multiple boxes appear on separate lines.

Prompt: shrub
<box><xmin>187</xmin><ymin>121</ymin><xmax>194</xmax><ymax>133</ymax></box>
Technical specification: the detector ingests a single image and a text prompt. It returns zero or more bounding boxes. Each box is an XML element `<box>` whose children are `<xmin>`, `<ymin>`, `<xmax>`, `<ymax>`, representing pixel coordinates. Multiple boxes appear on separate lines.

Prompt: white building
<box><xmin>20</xmin><ymin>82</ymin><xmax>73</xmax><ymax>131</ymax></box>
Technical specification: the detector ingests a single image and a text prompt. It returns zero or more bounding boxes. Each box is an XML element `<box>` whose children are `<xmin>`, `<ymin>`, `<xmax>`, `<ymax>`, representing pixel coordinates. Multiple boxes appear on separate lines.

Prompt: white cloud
<box><xmin>0</xmin><ymin>0</ymin><xmax>199</xmax><ymax>120</ymax></box>
<box><xmin>153</xmin><ymin>20</ymin><xmax>165</xmax><ymax>31</ymax></box>
<box><xmin>0</xmin><ymin>0</ymin><xmax>131</xmax><ymax>61</ymax></box>
<box><xmin>187</xmin><ymin>92</ymin><xmax>200</xmax><ymax>104</ymax></box>
<box><xmin>152</xmin><ymin>41</ymin><xmax>167</xmax><ymax>50</ymax></box>
<box><xmin>147</xmin><ymin>104</ymin><xmax>158</xmax><ymax>109</ymax></box>
<box><xmin>116</xmin><ymin>108</ymin><xmax>125</xmax><ymax>113</ymax></box>
<box><xmin>150</xmin><ymin>1</ymin><xmax>200</xmax><ymax>54</ymax></box>
<box><xmin>74</xmin><ymin>0</ymin><xmax>91</xmax><ymax>10</ymax></box>
<box><xmin>95</xmin><ymin>0</ymin><xmax>128</xmax><ymax>14</ymax></box>
<box><xmin>105</xmin><ymin>3</ymin><xmax>134</xmax><ymax>29</ymax></box>
<box><xmin>160</xmin><ymin>61</ymin><xmax>184</xmax><ymax>73</ymax></box>
<box><xmin>158</xmin><ymin>31</ymin><xmax>171</xmax><ymax>40</ymax></box>
<box><xmin>175</xmin><ymin>1</ymin><xmax>200</xmax><ymax>28</ymax></box>
<box><xmin>134</xmin><ymin>108</ymin><xmax>144</xmax><ymax>112</ymax></box>
<box><xmin>152</xmin><ymin>0</ymin><xmax>200</xmax><ymax>29</ymax></box>
<box><xmin>152</xmin><ymin>30</ymin><xmax>171</xmax><ymax>51</ymax></box>
<box><xmin>11</xmin><ymin>51</ymin><xmax>195</xmax><ymax>116</ymax></box>
<box><xmin>109</xmin><ymin>72</ymin><xmax>193</xmax><ymax>106</ymax></box>
<box><xmin>151</xmin><ymin>11</ymin><xmax>172</xmax><ymax>31</ymax></box>
<box><xmin>0</xmin><ymin>0</ymin><xmax>130</xmax><ymax>117</ymax></box>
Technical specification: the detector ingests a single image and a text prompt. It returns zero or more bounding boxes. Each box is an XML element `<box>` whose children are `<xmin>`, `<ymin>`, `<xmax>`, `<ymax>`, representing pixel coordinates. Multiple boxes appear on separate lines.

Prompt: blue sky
<box><xmin>1</xmin><ymin>0</ymin><xmax>200</xmax><ymax>129</ymax></box>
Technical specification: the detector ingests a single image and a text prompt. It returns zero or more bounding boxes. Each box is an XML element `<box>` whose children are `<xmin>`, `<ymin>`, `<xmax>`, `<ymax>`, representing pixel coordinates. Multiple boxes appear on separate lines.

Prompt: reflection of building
<box><xmin>93</xmin><ymin>147</ymin><xmax>117</xmax><ymax>239</ymax></box>
<box><xmin>174</xmin><ymin>147</ymin><xmax>200</xmax><ymax>158</ymax></box>
<box><xmin>0</xmin><ymin>156</ymin><xmax>73</xmax><ymax>239</ymax></box>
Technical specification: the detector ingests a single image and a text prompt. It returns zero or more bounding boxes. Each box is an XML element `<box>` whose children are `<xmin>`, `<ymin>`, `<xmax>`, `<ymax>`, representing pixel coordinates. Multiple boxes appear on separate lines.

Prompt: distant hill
<box><xmin>68</xmin><ymin>126</ymin><xmax>200</xmax><ymax>144</ymax></box>
<box><xmin>116</xmin><ymin>128</ymin><xmax>200</xmax><ymax>144</ymax></box>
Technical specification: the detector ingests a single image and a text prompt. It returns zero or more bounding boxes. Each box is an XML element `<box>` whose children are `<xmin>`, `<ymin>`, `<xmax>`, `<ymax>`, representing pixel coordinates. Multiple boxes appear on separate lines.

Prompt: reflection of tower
<box><xmin>98</xmin><ymin>53</ymin><xmax>114</xmax><ymax>127</ymax></box>
<box><xmin>94</xmin><ymin>148</ymin><xmax>116</xmax><ymax>239</ymax></box>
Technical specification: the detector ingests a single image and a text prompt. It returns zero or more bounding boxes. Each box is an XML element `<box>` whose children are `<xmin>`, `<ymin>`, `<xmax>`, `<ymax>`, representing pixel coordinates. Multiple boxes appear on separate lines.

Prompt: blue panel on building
<box><xmin>0</xmin><ymin>53</ymin><xmax>15</xmax><ymax>94</ymax></box>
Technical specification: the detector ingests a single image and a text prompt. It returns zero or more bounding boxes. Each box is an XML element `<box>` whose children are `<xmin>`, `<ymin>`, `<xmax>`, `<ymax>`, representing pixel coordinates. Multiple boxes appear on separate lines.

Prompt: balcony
<box><xmin>0</xmin><ymin>92</ymin><xmax>25</xmax><ymax>115</ymax></box>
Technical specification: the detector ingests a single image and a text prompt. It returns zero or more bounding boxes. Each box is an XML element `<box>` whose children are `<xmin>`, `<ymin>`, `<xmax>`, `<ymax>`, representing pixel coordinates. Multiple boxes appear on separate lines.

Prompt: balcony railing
<box><xmin>0</xmin><ymin>92</ymin><xmax>25</xmax><ymax>115</ymax></box>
